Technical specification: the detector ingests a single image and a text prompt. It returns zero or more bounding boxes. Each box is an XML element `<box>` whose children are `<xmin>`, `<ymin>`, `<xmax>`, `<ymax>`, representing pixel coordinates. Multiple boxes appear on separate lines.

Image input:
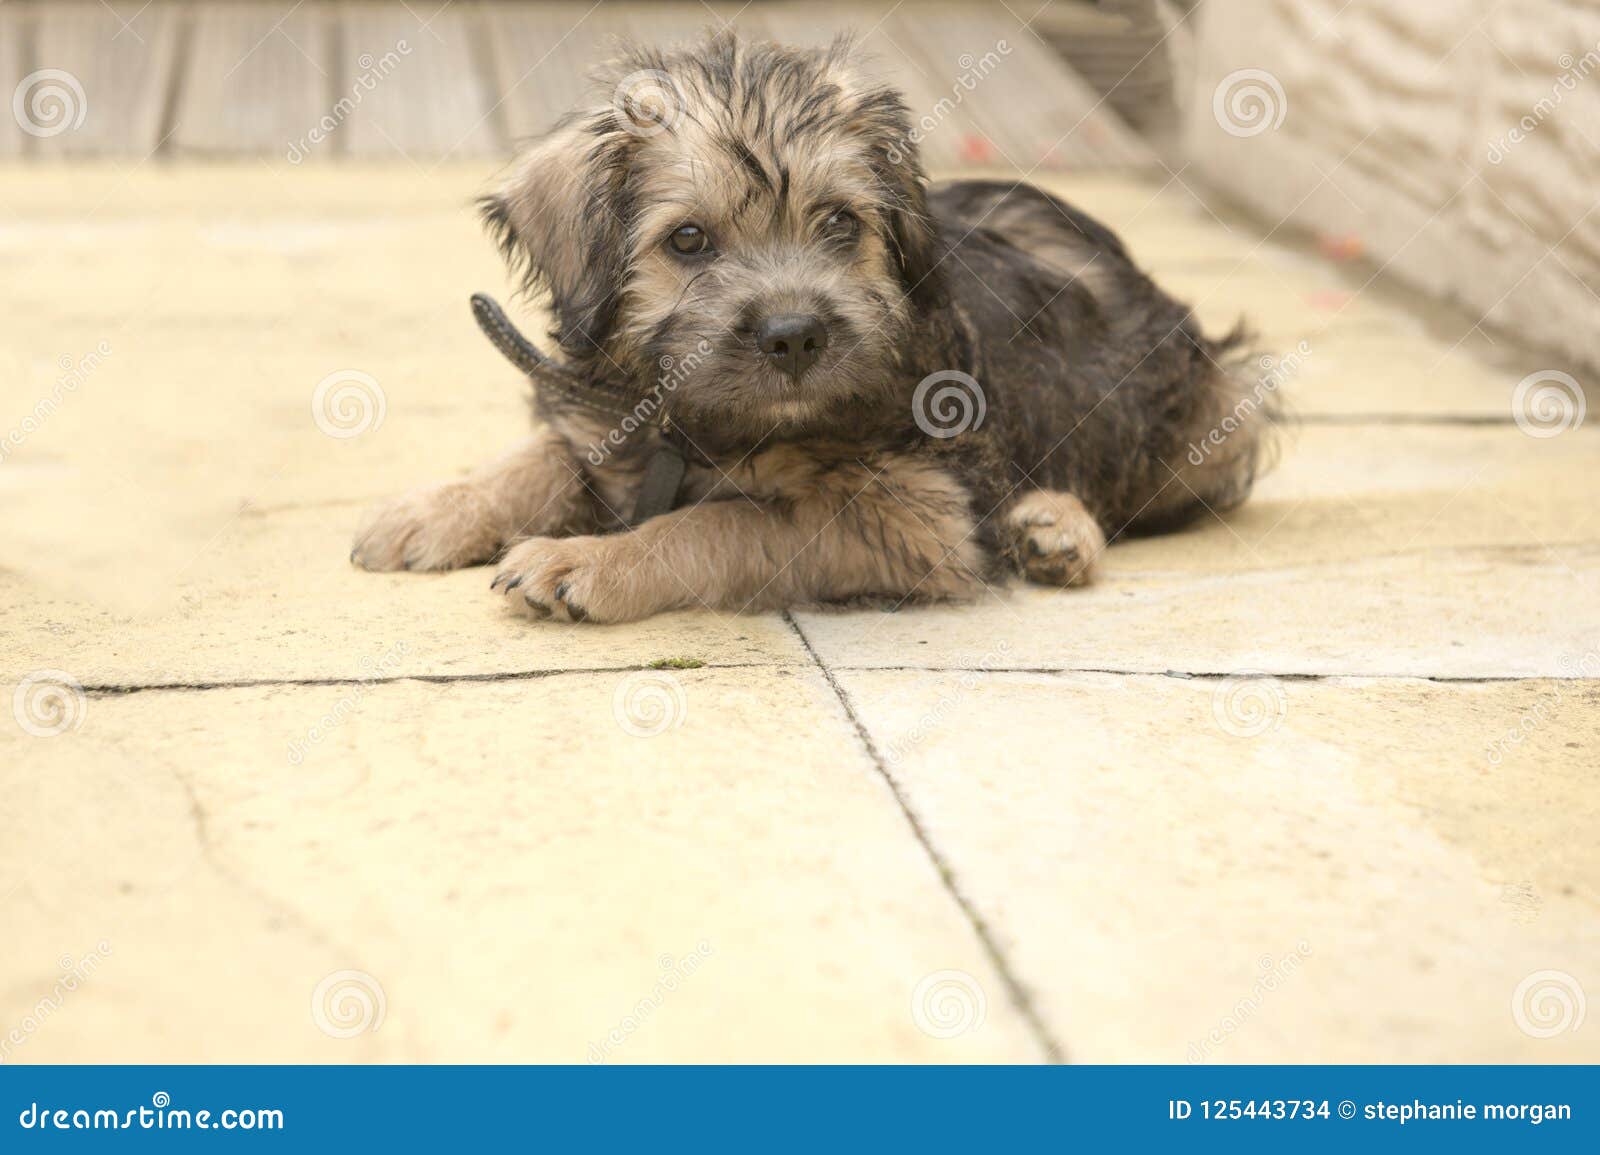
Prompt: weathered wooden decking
<box><xmin>0</xmin><ymin>1</ymin><xmax>1155</xmax><ymax>168</ymax></box>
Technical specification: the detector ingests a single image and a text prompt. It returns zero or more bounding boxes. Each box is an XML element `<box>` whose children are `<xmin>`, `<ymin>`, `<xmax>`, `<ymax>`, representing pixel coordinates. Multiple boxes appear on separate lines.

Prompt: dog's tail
<box><xmin>1125</xmin><ymin>320</ymin><xmax>1282</xmax><ymax>536</ymax></box>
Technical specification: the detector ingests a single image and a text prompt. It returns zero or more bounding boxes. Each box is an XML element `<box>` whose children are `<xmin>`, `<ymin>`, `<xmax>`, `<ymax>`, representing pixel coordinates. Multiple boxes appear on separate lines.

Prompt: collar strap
<box><xmin>470</xmin><ymin>293</ymin><xmax>644</xmax><ymax>423</ymax></box>
<box><xmin>470</xmin><ymin>293</ymin><xmax>687</xmax><ymax>524</ymax></box>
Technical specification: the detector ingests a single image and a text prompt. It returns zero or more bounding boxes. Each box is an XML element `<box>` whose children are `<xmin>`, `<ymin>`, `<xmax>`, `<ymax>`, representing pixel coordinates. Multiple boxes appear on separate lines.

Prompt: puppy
<box><xmin>352</xmin><ymin>31</ymin><xmax>1265</xmax><ymax>623</ymax></box>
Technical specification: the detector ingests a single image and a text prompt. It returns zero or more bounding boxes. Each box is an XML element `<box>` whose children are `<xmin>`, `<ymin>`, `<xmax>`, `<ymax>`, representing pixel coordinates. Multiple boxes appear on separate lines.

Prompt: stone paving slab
<box><xmin>6</xmin><ymin>423</ymin><xmax>1590</xmax><ymax>685</ymax></box>
<box><xmin>0</xmin><ymin>502</ymin><xmax>810</xmax><ymax>683</ymax></box>
<box><xmin>795</xmin><ymin>424</ymin><xmax>1600</xmax><ymax>679</ymax></box>
<box><xmin>3</xmin><ymin>162</ymin><xmax>1594</xmax><ymax>1063</ymax></box>
<box><xmin>833</xmin><ymin>669</ymin><xmax>1600</xmax><ymax>1062</ymax></box>
<box><xmin>0</xmin><ymin>670</ymin><xmax>1041</xmax><ymax>1062</ymax></box>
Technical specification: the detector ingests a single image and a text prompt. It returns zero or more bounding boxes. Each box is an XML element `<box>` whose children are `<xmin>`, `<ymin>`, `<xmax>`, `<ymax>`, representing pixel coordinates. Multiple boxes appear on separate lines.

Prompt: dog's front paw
<box><xmin>1005</xmin><ymin>490</ymin><xmax>1106</xmax><ymax>587</ymax></box>
<box><xmin>492</xmin><ymin>536</ymin><xmax>655</xmax><ymax>624</ymax></box>
<box><xmin>352</xmin><ymin>482</ymin><xmax>501</xmax><ymax>572</ymax></box>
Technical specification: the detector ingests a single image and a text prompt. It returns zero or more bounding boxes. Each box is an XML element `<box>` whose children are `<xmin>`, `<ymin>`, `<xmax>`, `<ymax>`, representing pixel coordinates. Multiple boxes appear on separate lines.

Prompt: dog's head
<box><xmin>481</xmin><ymin>31</ymin><xmax>942</xmax><ymax>444</ymax></box>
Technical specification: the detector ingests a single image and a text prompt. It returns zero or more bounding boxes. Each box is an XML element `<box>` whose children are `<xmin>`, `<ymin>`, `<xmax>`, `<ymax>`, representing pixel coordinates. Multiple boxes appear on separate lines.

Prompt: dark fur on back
<box><xmin>914</xmin><ymin>181</ymin><xmax>1261</xmax><ymax>537</ymax></box>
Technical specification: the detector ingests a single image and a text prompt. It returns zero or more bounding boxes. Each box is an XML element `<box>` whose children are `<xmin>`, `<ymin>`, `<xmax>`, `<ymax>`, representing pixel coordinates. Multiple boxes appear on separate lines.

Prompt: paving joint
<box><xmin>782</xmin><ymin>610</ymin><xmax>1072</xmax><ymax>1064</ymax></box>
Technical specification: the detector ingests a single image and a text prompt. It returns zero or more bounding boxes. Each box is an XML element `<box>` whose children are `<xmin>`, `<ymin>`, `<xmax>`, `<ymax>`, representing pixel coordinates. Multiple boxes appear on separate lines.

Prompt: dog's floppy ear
<box><xmin>876</xmin><ymin>144</ymin><xmax>944</xmax><ymax>311</ymax></box>
<box><xmin>848</xmin><ymin>80</ymin><xmax>945</xmax><ymax>311</ymax></box>
<box><xmin>479</xmin><ymin>117</ymin><xmax>630</xmax><ymax>356</ymax></box>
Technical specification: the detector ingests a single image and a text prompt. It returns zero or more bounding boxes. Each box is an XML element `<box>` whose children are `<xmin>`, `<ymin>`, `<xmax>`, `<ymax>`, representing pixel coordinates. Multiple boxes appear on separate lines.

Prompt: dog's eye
<box><xmin>822</xmin><ymin>209</ymin><xmax>860</xmax><ymax>241</ymax></box>
<box><xmin>669</xmin><ymin>224</ymin><xmax>714</xmax><ymax>256</ymax></box>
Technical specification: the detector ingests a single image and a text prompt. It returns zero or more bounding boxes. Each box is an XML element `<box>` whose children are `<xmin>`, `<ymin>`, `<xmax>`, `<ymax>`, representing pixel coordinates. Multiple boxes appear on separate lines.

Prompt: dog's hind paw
<box><xmin>1004</xmin><ymin>489</ymin><xmax>1106</xmax><ymax>587</ymax></box>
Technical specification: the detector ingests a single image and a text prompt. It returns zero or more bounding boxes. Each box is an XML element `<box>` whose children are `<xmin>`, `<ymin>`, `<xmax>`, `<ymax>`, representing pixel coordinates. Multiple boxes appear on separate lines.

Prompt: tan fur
<box><xmin>1001</xmin><ymin>489</ymin><xmax>1106</xmax><ymax>587</ymax></box>
<box><xmin>352</xmin><ymin>428</ymin><xmax>596</xmax><ymax>571</ymax></box>
<box><xmin>491</xmin><ymin>447</ymin><xmax>986</xmax><ymax>623</ymax></box>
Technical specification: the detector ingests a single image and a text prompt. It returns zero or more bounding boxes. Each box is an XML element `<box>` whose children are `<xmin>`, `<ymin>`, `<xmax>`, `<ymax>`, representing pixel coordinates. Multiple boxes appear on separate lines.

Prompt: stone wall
<box><xmin>1181</xmin><ymin>0</ymin><xmax>1600</xmax><ymax>374</ymax></box>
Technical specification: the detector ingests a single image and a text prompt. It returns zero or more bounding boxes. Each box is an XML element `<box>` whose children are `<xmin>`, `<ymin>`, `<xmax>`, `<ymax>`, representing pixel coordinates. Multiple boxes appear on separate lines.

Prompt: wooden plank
<box><xmin>483</xmin><ymin>2</ymin><xmax>617</xmax><ymax>140</ymax></box>
<box><xmin>340</xmin><ymin>1</ymin><xmax>501</xmax><ymax>159</ymax></box>
<box><xmin>173</xmin><ymin>2</ymin><xmax>333</xmax><ymax>160</ymax></box>
<box><xmin>30</xmin><ymin>1</ymin><xmax>180</xmax><ymax>158</ymax></box>
<box><xmin>0</xmin><ymin>4</ymin><xmax>28</xmax><ymax>157</ymax></box>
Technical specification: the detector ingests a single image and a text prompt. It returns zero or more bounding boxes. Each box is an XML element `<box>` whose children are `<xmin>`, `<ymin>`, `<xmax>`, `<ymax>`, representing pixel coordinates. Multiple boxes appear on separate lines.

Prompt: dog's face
<box><xmin>483</xmin><ymin>33</ymin><xmax>942</xmax><ymax>445</ymax></box>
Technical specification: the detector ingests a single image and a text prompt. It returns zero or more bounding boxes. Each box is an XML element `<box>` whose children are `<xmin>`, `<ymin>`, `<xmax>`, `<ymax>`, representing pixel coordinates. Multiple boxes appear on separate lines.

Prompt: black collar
<box><xmin>470</xmin><ymin>293</ymin><xmax>688</xmax><ymax>524</ymax></box>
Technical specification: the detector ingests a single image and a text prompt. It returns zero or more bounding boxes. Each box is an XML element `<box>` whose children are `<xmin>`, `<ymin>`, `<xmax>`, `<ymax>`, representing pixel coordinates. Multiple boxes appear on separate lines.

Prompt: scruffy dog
<box><xmin>352</xmin><ymin>32</ymin><xmax>1264</xmax><ymax>623</ymax></box>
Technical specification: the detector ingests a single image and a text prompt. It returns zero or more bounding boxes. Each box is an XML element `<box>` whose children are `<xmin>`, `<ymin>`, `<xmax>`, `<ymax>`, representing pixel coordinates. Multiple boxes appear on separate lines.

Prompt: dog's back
<box><xmin>928</xmin><ymin>180</ymin><xmax>1269</xmax><ymax>539</ymax></box>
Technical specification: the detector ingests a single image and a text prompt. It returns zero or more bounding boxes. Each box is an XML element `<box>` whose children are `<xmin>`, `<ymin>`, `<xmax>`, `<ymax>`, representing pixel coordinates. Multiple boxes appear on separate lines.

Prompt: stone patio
<box><xmin>1</xmin><ymin>163</ymin><xmax>1596</xmax><ymax>1063</ymax></box>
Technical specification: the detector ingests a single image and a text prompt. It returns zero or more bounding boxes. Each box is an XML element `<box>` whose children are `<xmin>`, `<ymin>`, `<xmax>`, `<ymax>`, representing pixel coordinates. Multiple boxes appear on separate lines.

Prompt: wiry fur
<box><xmin>352</xmin><ymin>31</ymin><xmax>1269</xmax><ymax>623</ymax></box>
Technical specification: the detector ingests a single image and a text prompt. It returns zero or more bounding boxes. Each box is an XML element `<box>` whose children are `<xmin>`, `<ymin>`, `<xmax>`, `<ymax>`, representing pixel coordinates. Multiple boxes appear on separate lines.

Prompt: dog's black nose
<box><xmin>756</xmin><ymin>314</ymin><xmax>828</xmax><ymax>378</ymax></box>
